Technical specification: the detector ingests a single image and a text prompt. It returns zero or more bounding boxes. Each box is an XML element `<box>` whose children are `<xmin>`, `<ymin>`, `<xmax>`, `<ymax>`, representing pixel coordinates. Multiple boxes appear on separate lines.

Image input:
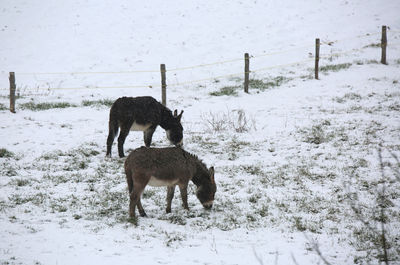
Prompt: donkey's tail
<box><xmin>106</xmin><ymin>112</ymin><xmax>119</xmax><ymax>157</ymax></box>
<box><xmin>109</xmin><ymin>117</ymin><xmax>119</xmax><ymax>139</ymax></box>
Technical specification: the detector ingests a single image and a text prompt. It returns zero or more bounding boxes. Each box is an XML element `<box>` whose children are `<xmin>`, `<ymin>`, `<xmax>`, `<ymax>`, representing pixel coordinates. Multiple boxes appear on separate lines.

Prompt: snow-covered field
<box><xmin>1</xmin><ymin>0</ymin><xmax>400</xmax><ymax>264</ymax></box>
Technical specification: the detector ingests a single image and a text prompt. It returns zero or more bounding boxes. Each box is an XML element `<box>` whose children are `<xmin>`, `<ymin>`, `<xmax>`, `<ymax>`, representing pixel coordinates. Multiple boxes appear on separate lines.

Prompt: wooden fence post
<box><xmin>381</xmin><ymin>25</ymin><xmax>387</xmax><ymax>65</ymax></box>
<box><xmin>9</xmin><ymin>72</ymin><xmax>16</xmax><ymax>113</ymax></box>
<box><xmin>160</xmin><ymin>64</ymin><xmax>166</xmax><ymax>106</ymax></box>
<box><xmin>244</xmin><ymin>53</ymin><xmax>249</xmax><ymax>93</ymax></box>
<box><xmin>315</xmin><ymin>38</ymin><xmax>320</xmax><ymax>80</ymax></box>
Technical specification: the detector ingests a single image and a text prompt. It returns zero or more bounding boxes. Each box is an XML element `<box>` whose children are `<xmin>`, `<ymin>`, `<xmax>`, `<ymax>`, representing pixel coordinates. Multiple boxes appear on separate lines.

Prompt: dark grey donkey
<box><xmin>124</xmin><ymin>147</ymin><xmax>216</xmax><ymax>218</ymax></box>
<box><xmin>106</xmin><ymin>96</ymin><xmax>184</xmax><ymax>158</ymax></box>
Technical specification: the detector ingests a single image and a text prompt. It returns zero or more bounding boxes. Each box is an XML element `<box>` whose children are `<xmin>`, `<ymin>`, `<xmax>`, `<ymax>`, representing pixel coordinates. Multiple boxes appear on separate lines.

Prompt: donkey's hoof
<box><xmin>140</xmin><ymin>211</ymin><xmax>147</xmax><ymax>217</ymax></box>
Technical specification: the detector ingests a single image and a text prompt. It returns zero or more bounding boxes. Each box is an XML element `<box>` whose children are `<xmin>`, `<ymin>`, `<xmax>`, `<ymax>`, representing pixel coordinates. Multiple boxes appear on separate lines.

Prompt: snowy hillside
<box><xmin>1</xmin><ymin>0</ymin><xmax>400</xmax><ymax>264</ymax></box>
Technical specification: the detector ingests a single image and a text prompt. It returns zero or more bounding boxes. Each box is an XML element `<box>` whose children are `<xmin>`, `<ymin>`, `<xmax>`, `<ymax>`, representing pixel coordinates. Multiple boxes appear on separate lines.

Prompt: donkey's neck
<box><xmin>191</xmin><ymin>160</ymin><xmax>209</xmax><ymax>187</ymax></box>
<box><xmin>159</xmin><ymin>106</ymin><xmax>175</xmax><ymax>130</ymax></box>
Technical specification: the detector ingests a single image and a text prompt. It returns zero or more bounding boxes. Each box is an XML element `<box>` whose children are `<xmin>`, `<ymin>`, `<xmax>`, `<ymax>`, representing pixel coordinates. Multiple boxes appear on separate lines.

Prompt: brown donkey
<box><xmin>124</xmin><ymin>146</ymin><xmax>216</xmax><ymax>218</ymax></box>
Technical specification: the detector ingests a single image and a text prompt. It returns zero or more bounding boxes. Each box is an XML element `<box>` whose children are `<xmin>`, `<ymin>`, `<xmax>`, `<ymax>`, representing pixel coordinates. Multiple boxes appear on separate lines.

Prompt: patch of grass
<box><xmin>299</xmin><ymin>121</ymin><xmax>334</xmax><ymax>145</ymax></box>
<box><xmin>73</xmin><ymin>214</ymin><xmax>82</xmax><ymax>220</ymax></box>
<box><xmin>363</xmin><ymin>43</ymin><xmax>381</xmax><ymax>48</ymax></box>
<box><xmin>193</xmin><ymin>136</ymin><xmax>220</xmax><ymax>151</ymax></box>
<box><xmin>168</xmin><ymin>214</ymin><xmax>187</xmax><ymax>225</ymax></box>
<box><xmin>19</xmin><ymin>101</ymin><xmax>77</xmax><ymax>111</ymax></box>
<box><xmin>39</xmin><ymin>145</ymin><xmax>99</xmax><ymax>162</ymax></box>
<box><xmin>240</xmin><ymin>164</ymin><xmax>265</xmax><ymax>176</ymax></box>
<box><xmin>300</xmin><ymin>74</ymin><xmax>314</xmax><ymax>80</ymax></box>
<box><xmin>320</xmin><ymin>63</ymin><xmax>352</xmax><ymax>73</ymax></box>
<box><xmin>227</xmin><ymin>137</ymin><xmax>251</xmax><ymax>160</ymax></box>
<box><xmin>43</xmin><ymin>173</ymin><xmax>70</xmax><ymax>185</ymax></box>
<box><xmin>50</xmin><ymin>201</ymin><xmax>68</xmax><ymax>213</ymax></box>
<box><xmin>255</xmin><ymin>203</ymin><xmax>269</xmax><ymax>217</ymax></box>
<box><xmin>209</xmin><ymin>86</ymin><xmax>239</xmax><ymax>96</ymax></box>
<box><xmin>214</xmin><ymin>212</ymin><xmax>241</xmax><ymax>231</ymax></box>
<box><xmin>354</xmin><ymin>59</ymin><xmax>380</xmax><ymax>65</ymax></box>
<box><xmin>201</xmin><ymin>109</ymin><xmax>255</xmax><ymax>133</ymax></box>
<box><xmin>72</xmin><ymin>145</ymin><xmax>101</xmax><ymax>158</ymax></box>
<box><xmin>0</xmin><ymin>148</ymin><xmax>14</xmax><ymax>158</ymax></box>
<box><xmin>8</xmin><ymin>192</ymin><xmax>47</xmax><ymax>206</ymax></box>
<box><xmin>249</xmin><ymin>76</ymin><xmax>290</xmax><ymax>91</ymax></box>
<box><xmin>293</xmin><ymin>216</ymin><xmax>307</xmax><ymax>232</ymax></box>
<box><xmin>388</xmin><ymin>102</ymin><xmax>400</xmax><ymax>111</ymax></box>
<box><xmin>82</xmin><ymin>99</ymin><xmax>114</xmax><ymax>107</ymax></box>
<box><xmin>164</xmin><ymin>231</ymin><xmax>186</xmax><ymax>247</ymax></box>
<box><xmin>366</xmin><ymin>59</ymin><xmax>379</xmax><ymax>64</ymax></box>
<box><xmin>60</xmin><ymin>123</ymin><xmax>73</xmax><ymax>129</ymax></box>
<box><xmin>228</xmin><ymin>137</ymin><xmax>250</xmax><ymax>151</ymax></box>
<box><xmin>38</xmin><ymin>150</ymin><xmax>64</xmax><ymax>161</ymax></box>
<box><xmin>0</xmin><ymin>161</ymin><xmax>18</xmax><ymax>176</ymax></box>
<box><xmin>0</xmin><ymin>103</ymin><xmax>7</xmax><ymax>111</ymax></box>
<box><xmin>36</xmin><ymin>144</ymin><xmax>101</xmax><ymax>173</ymax></box>
<box><xmin>248</xmin><ymin>193</ymin><xmax>262</xmax><ymax>204</ymax></box>
<box><xmin>62</xmin><ymin>155</ymin><xmax>89</xmax><ymax>171</ymax></box>
<box><xmin>12</xmin><ymin>178</ymin><xmax>32</xmax><ymax>187</ymax></box>
<box><xmin>344</xmin><ymin>93</ymin><xmax>362</xmax><ymax>100</ymax></box>
<box><xmin>249</xmin><ymin>79</ymin><xmax>269</xmax><ymax>89</ymax></box>
<box><xmin>334</xmin><ymin>93</ymin><xmax>362</xmax><ymax>103</ymax></box>
<box><xmin>93</xmin><ymin>189</ymin><xmax>127</xmax><ymax>218</ymax></box>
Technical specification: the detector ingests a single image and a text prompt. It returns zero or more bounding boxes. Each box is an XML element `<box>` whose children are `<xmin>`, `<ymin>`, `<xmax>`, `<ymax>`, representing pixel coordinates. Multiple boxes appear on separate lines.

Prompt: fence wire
<box><xmin>2</xmin><ymin>28</ymin><xmax>399</xmax><ymax>91</ymax></box>
<box><xmin>16</xmin><ymin>70</ymin><xmax>160</xmax><ymax>76</ymax></box>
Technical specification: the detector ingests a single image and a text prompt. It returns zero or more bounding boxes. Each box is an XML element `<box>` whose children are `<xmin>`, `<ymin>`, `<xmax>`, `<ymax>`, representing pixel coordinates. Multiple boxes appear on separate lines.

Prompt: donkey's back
<box><xmin>125</xmin><ymin>147</ymin><xmax>193</xmax><ymax>184</ymax></box>
<box><xmin>109</xmin><ymin>96</ymin><xmax>162</xmax><ymax>126</ymax></box>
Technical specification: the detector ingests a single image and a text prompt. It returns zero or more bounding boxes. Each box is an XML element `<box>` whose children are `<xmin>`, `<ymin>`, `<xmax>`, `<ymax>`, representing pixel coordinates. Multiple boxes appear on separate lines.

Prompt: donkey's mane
<box><xmin>181</xmin><ymin>149</ymin><xmax>209</xmax><ymax>175</ymax></box>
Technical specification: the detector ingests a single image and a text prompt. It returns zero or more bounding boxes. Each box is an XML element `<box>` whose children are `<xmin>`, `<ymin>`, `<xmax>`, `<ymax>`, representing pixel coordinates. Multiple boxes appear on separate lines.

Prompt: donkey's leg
<box><xmin>129</xmin><ymin>182</ymin><xmax>146</xmax><ymax>218</ymax></box>
<box><xmin>106</xmin><ymin>119</ymin><xmax>119</xmax><ymax>157</ymax></box>
<box><xmin>178</xmin><ymin>183</ymin><xmax>189</xmax><ymax>210</ymax></box>
<box><xmin>106</xmin><ymin>132</ymin><xmax>115</xmax><ymax>157</ymax></box>
<box><xmin>166</xmin><ymin>185</ymin><xmax>176</xmax><ymax>213</ymax></box>
<box><xmin>129</xmin><ymin>192</ymin><xmax>138</xmax><ymax>218</ymax></box>
<box><xmin>125</xmin><ymin>170</ymin><xmax>133</xmax><ymax>194</ymax></box>
<box><xmin>126</xmin><ymin>169</ymin><xmax>136</xmax><ymax>217</ymax></box>
<box><xmin>117</xmin><ymin>124</ymin><xmax>130</xmax><ymax>158</ymax></box>
<box><xmin>143</xmin><ymin>125</ymin><xmax>157</xmax><ymax>147</ymax></box>
<box><xmin>137</xmin><ymin>198</ymin><xmax>147</xmax><ymax>217</ymax></box>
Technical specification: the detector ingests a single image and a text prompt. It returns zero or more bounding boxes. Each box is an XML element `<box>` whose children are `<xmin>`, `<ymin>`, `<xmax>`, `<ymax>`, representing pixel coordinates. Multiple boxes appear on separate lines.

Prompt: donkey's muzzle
<box><xmin>174</xmin><ymin>140</ymin><xmax>183</xmax><ymax>147</ymax></box>
<box><xmin>202</xmin><ymin>201</ymin><xmax>213</xmax><ymax>210</ymax></box>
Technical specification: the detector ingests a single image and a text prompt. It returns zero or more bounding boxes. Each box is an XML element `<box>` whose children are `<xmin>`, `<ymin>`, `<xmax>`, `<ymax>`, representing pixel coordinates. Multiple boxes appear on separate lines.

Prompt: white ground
<box><xmin>1</xmin><ymin>1</ymin><xmax>400</xmax><ymax>264</ymax></box>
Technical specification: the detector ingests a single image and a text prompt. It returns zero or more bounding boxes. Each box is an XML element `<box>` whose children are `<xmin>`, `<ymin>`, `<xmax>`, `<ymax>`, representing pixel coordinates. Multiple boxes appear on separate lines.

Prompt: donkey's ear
<box><xmin>174</xmin><ymin>109</ymin><xmax>178</xmax><ymax>117</ymax></box>
<box><xmin>209</xmin><ymin>166</ymin><xmax>215</xmax><ymax>183</ymax></box>
<box><xmin>177</xmin><ymin>110</ymin><xmax>184</xmax><ymax>122</ymax></box>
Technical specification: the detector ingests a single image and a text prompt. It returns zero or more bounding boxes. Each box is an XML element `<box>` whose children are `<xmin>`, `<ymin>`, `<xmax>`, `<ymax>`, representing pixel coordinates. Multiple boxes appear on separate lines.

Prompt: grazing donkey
<box><xmin>124</xmin><ymin>146</ymin><xmax>216</xmax><ymax>218</ymax></box>
<box><xmin>106</xmin><ymin>96</ymin><xmax>184</xmax><ymax>158</ymax></box>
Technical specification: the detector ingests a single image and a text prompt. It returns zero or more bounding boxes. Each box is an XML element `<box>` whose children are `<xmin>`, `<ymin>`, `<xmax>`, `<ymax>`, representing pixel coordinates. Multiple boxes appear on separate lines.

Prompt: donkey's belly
<box><xmin>148</xmin><ymin>176</ymin><xmax>179</xmax><ymax>187</ymax></box>
<box><xmin>130</xmin><ymin>122</ymin><xmax>152</xmax><ymax>131</ymax></box>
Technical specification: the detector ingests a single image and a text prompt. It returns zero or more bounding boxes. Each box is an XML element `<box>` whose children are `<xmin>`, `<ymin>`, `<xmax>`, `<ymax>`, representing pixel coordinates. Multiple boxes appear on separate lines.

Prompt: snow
<box><xmin>1</xmin><ymin>0</ymin><xmax>400</xmax><ymax>264</ymax></box>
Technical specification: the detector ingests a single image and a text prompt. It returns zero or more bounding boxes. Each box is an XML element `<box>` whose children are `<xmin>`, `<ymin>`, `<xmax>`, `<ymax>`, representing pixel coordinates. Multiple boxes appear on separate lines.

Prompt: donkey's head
<box><xmin>166</xmin><ymin>109</ymin><xmax>184</xmax><ymax>147</ymax></box>
<box><xmin>195</xmin><ymin>166</ymin><xmax>216</xmax><ymax>209</ymax></box>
